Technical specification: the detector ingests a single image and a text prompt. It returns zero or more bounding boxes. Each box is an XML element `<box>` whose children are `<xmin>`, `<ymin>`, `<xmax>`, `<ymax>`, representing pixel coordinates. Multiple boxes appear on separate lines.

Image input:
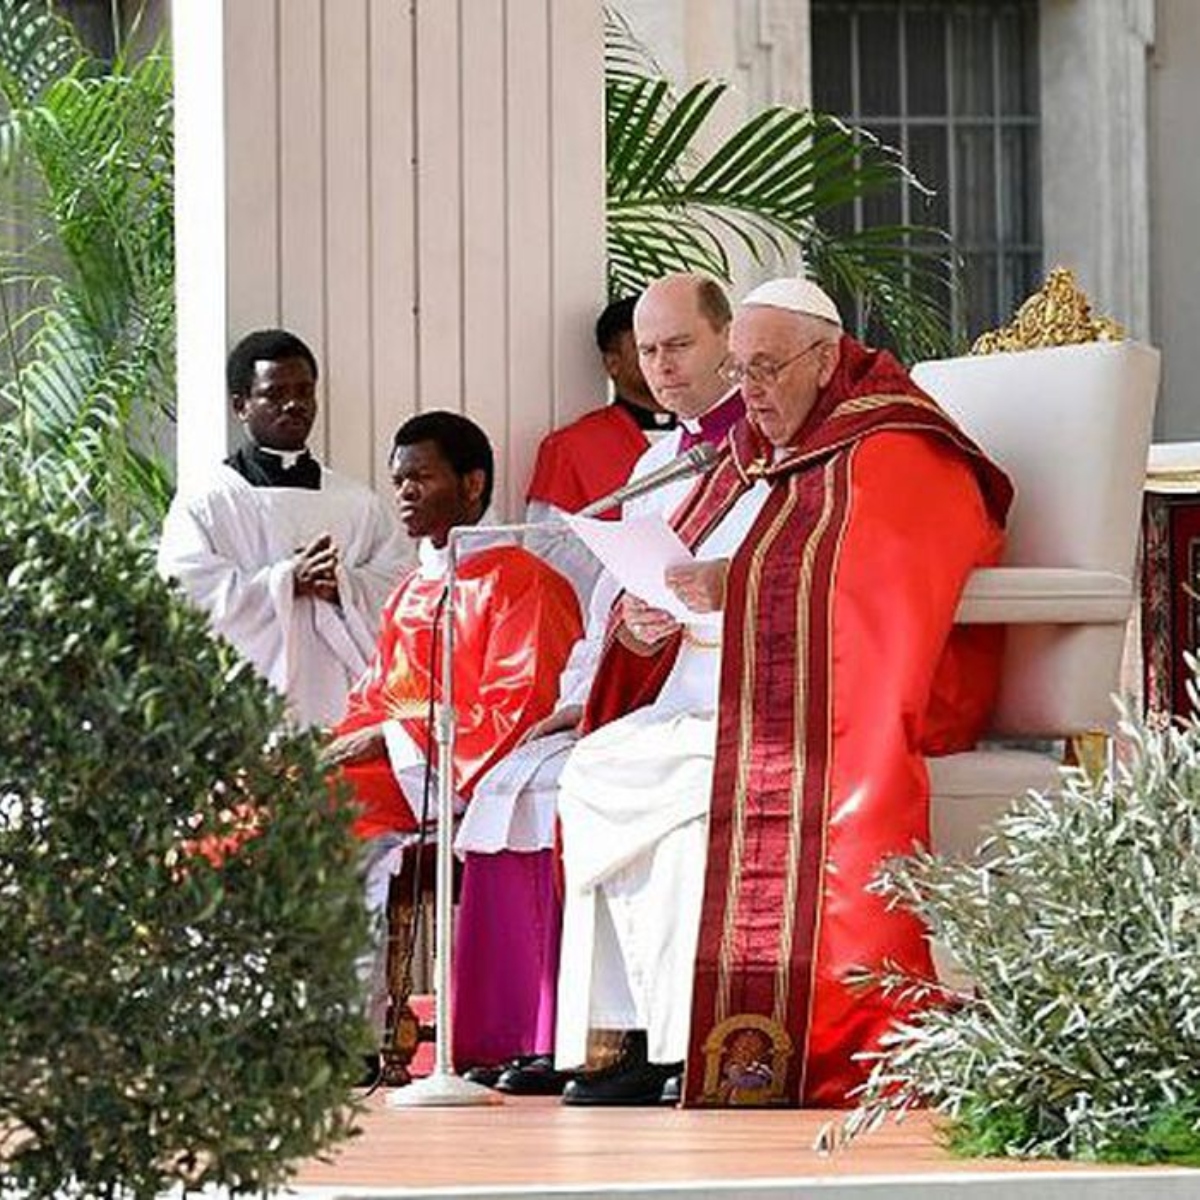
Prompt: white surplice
<box><xmin>157</xmin><ymin>461</ymin><xmax>408</xmax><ymax>729</ymax></box>
<box><xmin>554</xmin><ymin>478</ymin><xmax>771</xmax><ymax>1069</ymax></box>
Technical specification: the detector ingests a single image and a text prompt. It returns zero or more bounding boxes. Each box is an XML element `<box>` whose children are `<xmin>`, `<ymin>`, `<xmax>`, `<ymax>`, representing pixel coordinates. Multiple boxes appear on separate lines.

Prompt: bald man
<box><xmin>456</xmin><ymin>273</ymin><xmax>744</xmax><ymax>1093</ymax></box>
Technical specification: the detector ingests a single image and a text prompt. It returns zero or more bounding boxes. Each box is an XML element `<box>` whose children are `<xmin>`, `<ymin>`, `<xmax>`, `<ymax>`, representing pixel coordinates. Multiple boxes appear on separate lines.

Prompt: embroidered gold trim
<box><xmin>698</xmin><ymin>1013</ymin><xmax>795</xmax><ymax>1106</ymax></box>
<box><xmin>833</xmin><ymin>391</ymin><xmax>939</xmax><ymax>418</ymax></box>
<box><xmin>775</xmin><ymin>463</ymin><xmax>840</xmax><ymax>1032</ymax></box>
<box><xmin>715</xmin><ymin>483</ymin><xmax>801</xmax><ymax>1026</ymax></box>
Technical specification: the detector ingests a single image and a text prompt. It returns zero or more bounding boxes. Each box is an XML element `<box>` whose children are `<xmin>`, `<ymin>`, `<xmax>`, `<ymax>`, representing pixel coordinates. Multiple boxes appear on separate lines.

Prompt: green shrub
<box><xmin>846</xmin><ymin>698</ymin><xmax>1200</xmax><ymax>1164</ymax></box>
<box><xmin>0</xmin><ymin>447</ymin><xmax>370</xmax><ymax>1199</ymax></box>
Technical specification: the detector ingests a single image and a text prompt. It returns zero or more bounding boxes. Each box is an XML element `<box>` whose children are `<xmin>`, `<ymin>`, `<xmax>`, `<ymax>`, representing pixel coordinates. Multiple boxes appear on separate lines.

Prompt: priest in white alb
<box><xmin>157</xmin><ymin>329</ymin><xmax>407</xmax><ymax>729</ymax></box>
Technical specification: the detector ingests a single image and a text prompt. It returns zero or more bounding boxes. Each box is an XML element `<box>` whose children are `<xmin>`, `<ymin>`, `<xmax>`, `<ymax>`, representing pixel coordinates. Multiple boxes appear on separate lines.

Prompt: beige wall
<box><xmin>176</xmin><ymin>0</ymin><xmax>607</xmax><ymax>518</ymax></box>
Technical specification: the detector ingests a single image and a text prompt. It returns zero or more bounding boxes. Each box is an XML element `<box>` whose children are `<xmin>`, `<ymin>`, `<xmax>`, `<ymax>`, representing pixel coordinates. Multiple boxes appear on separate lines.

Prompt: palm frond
<box><xmin>0</xmin><ymin>0</ymin><xmax>79</xmax><ymax>110</ymax></box>
<box><xmin>603</xmin><ymin>6</ymin><xmax>665</xmax><ymax>84</ymax></box>
<box><xmin>604</xmin><ymin>27</ymin><xmax>956</xmax><ymax>359</ymax></box>
<box><xmin>0</xmin><ymin>13</ymin><xmax>174</xmax><ymax>524</ymax></box>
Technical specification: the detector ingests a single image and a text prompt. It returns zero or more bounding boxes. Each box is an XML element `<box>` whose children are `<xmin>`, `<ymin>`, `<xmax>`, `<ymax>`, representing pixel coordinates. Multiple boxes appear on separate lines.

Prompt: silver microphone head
<box><xmin>679</xmin><ymin>441</ymin><xmax>721</xmax><ymax>471</ymax></box>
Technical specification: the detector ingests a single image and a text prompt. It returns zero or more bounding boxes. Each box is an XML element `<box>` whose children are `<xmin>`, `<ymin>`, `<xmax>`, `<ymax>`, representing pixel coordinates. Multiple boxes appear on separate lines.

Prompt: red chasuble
<box><xmin>584</xmin><ymin>336</ymin><xmax>1013</xmax><ymax>1107</ymax></box>
<box><xmin>526</xmin><ymin>404</ymin><xmax>649</xmax><ymax>518</ymax></box>
<box><xmin>334</xmin><ymin>545</ymin><xmax>582</xmax><ymax>840</ymax></box>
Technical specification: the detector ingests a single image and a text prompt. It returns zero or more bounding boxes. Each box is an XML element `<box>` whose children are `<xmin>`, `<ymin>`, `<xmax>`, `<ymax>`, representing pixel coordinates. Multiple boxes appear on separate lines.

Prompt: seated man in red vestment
<box><xmin>323</xmin><ymin>411</ymin><xmax>582</xmax><ymax>1058</ymax></box>
<box><xmin>525</xmin><ymin>294</ymin><xmax>675</xmax><ymax>606</ymax></box>
<box><xmin>553</xmin><ymin>278</ymin><xmax>1013</xmax><ymax>1108</ymax></box>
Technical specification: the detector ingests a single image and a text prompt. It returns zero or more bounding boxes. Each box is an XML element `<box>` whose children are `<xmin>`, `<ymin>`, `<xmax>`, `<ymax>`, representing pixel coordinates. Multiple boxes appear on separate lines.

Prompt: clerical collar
<box><xmin>614</xmin><ymin>395</ymin><xmax>676</xmax><ymax>431</ymax></box>
<box><xmin>226</xmin><ymin>443</ymin><xmax>322</xmax><ymax>490</ymax></box>
<box><xmin>416</xmin><ymin>510</ymin><xmax>508</xmax><ymax>580</ymax></box>
<box><xmin>678</xmin><ymin>386</ymin><xmax>743</xmax><ymax>450</ymax></box>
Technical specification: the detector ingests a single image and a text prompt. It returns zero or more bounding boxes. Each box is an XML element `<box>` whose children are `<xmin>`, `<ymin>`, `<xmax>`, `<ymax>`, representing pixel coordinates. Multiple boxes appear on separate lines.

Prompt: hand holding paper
<box><xmin>664</xmin><ymin>559</ymin><xmax>727</xmax><ymax>614</ymax></box>
<box><xmin>564</xmin><ymin>511</ymin><xmax>722</xmax><ymax>625</ymax></box>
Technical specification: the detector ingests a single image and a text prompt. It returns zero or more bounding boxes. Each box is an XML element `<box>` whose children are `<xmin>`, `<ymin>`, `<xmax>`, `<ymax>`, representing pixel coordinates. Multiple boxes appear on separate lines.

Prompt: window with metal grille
<box><xmin>812</xmin><ymin>0</ymin><xmax>1041</xmax><ymax>348</ymax></box>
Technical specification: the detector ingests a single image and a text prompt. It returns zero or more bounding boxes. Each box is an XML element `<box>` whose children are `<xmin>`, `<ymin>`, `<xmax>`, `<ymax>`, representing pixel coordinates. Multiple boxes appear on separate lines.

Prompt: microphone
<box><xmin>575</xmin><ymin>441</ymin><xmax>720</xmax><ymax>518</ymax></box>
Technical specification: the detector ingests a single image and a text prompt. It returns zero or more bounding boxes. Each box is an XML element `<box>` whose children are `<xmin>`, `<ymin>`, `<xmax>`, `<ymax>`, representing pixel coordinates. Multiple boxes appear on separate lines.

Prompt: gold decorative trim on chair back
<box><xmin>971</xmin><ymin>267</ymin><xmax>1125</xmax><ymax>355</ymax></box>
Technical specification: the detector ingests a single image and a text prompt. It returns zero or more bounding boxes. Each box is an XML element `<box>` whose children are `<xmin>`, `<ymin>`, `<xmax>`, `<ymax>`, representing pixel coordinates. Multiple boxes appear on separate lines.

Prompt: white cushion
<box><xmin>929</xmin><ymin>749</ymin><xmax>1062</xmax><ymax>861</ymax></box>
<box><xmin>928</xmin><ymin>748</ymin><xmax>1062</xmax><ymax>798</ymax></box>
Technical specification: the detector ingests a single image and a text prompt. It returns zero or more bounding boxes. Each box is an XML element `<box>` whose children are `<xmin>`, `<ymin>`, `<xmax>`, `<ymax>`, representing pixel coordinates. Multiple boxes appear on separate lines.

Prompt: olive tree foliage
<box><xmin>846</xmin><ymin>692</ymin><xmax>1200</xmax><ymax>1166</ymax></box>
<box><xmin>0</xmin><ymin>441</ymin><xmax>372</xmax><ymax>1199</ymax></box>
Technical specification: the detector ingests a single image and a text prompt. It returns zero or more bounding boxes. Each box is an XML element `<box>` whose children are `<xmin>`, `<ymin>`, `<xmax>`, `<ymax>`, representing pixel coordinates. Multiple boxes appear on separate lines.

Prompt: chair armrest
<box><xmin>954</xmin><ymin>568</ymin><xmax>1132</xmax><ymax>624</ymax></box>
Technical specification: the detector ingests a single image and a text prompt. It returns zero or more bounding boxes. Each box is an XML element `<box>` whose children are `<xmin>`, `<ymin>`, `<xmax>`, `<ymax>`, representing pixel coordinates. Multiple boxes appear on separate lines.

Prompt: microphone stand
<box><xmin>387</xmin><ymin>521</ymin><xmax>559</xmax><ymax>1109</ymax></box>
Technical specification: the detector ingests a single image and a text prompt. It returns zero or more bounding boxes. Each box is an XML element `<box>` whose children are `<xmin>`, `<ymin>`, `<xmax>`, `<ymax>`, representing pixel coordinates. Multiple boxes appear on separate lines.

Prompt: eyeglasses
<box><xmin>717</xmin><ymin>339</ymin><xmax>827</xmax><ymax>387</ymax></box>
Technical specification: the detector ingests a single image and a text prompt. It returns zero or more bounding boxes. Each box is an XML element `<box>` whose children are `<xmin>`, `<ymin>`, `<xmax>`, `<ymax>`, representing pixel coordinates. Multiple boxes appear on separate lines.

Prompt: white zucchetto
<box><xmin>742</xmin><ymin>277</ymin><xmax>844</xmax><ymax>330</ymax></box>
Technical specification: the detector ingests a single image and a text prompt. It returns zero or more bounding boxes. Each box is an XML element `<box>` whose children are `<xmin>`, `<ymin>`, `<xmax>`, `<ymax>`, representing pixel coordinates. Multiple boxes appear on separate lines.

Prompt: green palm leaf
<box><xmin>0</xmin><ymin>2</ymin><xmax>174</xmax><ymax>524</ymax></box>
<box><xmin>0</xmin><ymin>0</ymin><xmax>78</xmax><ymax>111</ymax></box>
<box><xmin>604</xmin><ymin>19</ymin><xmax>955</xmax><ymax>360</ymax></box>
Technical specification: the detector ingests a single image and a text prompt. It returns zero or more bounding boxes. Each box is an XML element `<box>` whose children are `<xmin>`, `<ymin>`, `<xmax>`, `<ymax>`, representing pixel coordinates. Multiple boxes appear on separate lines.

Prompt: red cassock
<box><xmin>334</xmin><ymin>545</ymin><xmax>582</xmax><ymax>839</ymax></box>
<box><xmin>584</xmin><ymin>337</ymin><xmax>1013</xmax><ymax>1107</ymax></box>
<box><xmin>525</xmin><ymin>404</ymin><xmax>649</xmax><ymax>518</ymax></box>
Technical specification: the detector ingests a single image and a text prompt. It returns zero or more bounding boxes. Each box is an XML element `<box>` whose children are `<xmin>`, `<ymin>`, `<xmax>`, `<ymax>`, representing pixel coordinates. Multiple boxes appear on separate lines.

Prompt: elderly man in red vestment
<box><xmin>324</xmin><ymin>411</ymin><xmax>582</xmax><ymax>1057</ymax></box>
<box><xmin>553</xmin><ymin>278</ymin><xmax>1012</xmax><ymax>1108</ymax></box>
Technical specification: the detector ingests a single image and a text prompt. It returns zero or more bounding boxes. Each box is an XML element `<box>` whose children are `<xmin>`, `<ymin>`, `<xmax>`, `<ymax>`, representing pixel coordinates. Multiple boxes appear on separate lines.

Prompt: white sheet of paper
<box><xmin>564</xmin><ymin>512</ymin><xmax>718</xmax><ymax>625</ymax></box>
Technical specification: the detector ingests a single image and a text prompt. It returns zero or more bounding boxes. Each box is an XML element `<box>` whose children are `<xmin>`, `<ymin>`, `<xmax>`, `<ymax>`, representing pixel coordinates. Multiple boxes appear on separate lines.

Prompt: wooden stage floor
<box><xmin>284</xmin><ymin>1092</ymin><xmax>1200</xmax><ymax>1199</ymax></box>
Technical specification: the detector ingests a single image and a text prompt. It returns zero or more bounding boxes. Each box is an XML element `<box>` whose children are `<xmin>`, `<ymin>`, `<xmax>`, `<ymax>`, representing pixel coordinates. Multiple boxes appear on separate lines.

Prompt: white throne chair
<box><xmin>911</xmin><ymin>339</ymin><xmax>1160</xmax><ymax>860</ymax></box>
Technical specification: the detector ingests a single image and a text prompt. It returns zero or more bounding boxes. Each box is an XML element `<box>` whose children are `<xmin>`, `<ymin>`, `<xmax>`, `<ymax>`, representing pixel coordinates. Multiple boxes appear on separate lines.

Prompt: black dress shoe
<box><xmin>462</xmin><ymin>1063</ymin><xmax>504</xmax><ymax>1087</ymax></box>
<box><xmin>354</xmin><ymin>1053</ymin><xmax>382</xmax><ymax>1089</ymax></box>
<box><xmin>659</xmin><ymin>1072</ymin><xmax>682</xmax><ymax>1106</ymax></box>
<box><xmin>495</xmin><ymin>1054</ymin><xmax>573</xmax><ymax>1096</ymax></box>
<box><xmin>562</xmin><ymin>1058</ymin><xmax>683</xmax><ymax>1106</ymax></box>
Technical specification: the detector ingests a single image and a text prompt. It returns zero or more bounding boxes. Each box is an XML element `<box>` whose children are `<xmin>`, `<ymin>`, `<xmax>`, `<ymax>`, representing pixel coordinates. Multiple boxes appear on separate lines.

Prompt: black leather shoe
<box><xmin>354</xmin><ymin>1053</ymin><xmax>382</xmax><ymax>1089</ymax></box>
<box><xmin>495</xmin><ymin>1054</ymin><xmax>574</xmax><ymax>1096</ymax></box>
<box><xmin>659</xmin><ymin>1072</ymin><xmax>682</xmax><ymax>1106</ymax></box>
<box><xmin>562</xmin><ymin>1059</ymin><xmax>683</xmax><ymax>1106</ymax></box>
<box><xmin>462</xmin><ymin>1063</ymin><xmax>504</xmax><ymax>1087</ymax></box>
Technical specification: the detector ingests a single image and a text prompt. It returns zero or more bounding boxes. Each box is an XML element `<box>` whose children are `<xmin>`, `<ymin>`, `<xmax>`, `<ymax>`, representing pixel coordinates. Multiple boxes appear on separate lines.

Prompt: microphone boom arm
<box><xmin>575</xmin><ymin>441</ymin><xmax>720</xmax><ymax>518</ymax></box>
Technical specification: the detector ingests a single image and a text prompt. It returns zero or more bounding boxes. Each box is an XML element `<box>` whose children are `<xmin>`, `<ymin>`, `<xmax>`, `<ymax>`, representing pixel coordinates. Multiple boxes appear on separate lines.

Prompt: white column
<box><xmin>1040</xmin><ymin>0</ymin><xmax>1155</xmax><ymax>340</ymax></box>
<box><xmin>171</xmin><ymin>0</ymin><xmax>230</xmax><ymax>491</ymax></box>
<box><xmin>734</xmin><ymin>0</ymin><xmax>811</xmax><ymax>113</ymax></box>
